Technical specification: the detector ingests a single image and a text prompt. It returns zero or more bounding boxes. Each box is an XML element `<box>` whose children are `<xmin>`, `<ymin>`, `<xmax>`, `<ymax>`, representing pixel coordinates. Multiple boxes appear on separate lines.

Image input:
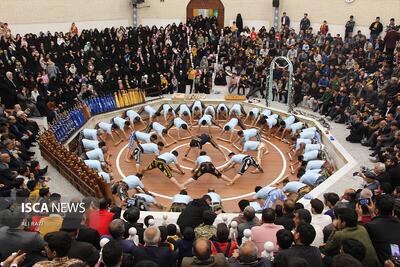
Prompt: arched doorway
<box><xmin>186</xmin><ymin>0</ymin><xmax>225</xmax><ymax>28</ymax></box>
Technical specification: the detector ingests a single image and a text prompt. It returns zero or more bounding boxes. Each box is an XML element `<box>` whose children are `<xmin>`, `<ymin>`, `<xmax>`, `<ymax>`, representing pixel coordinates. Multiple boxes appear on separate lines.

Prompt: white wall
<box><xmin>1</xmin><ymin>0</ymin><xmax>399</xmax><ymax>36</ymax></box>
<box><xmin>0</xmin><ymin>0</ymin><xmax>133</xmax><ymax>34</ymax></box>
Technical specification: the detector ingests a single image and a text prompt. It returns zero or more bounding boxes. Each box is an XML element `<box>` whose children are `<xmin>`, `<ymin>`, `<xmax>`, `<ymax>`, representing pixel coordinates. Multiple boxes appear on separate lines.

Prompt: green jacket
<box><xmin>319</xmin><ymin>90</ymin><xmax>333</xmax><ymax>103</ymax></box>
<box><xmin>324</xmin><ymin>225</ymin><xmax>381</xmax><ymax>267</ymax></box>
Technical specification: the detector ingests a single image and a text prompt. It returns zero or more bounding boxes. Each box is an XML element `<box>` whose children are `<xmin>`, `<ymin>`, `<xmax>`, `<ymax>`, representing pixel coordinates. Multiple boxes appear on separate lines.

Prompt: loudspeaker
<box><xmin>272</xmin><ymin>0</ymin><xmax>279</xmax><ymax>7</ymax></box>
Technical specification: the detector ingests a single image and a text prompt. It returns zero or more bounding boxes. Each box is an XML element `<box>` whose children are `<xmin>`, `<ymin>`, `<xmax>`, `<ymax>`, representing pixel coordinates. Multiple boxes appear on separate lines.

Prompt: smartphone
<box><xmin>391</xmin><ymin>244</ymin><xmax>400</xmax><ymax>264</ymax></box>
<box><xmin>359</xmin><ymin>198</ymin><xmax>370</xmax><ymax>206</ymax></box>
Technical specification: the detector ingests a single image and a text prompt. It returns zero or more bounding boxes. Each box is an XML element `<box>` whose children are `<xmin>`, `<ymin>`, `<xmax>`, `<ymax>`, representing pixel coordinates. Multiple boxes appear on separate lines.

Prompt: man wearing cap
<box><xmin>57</xmin><ymin>215</ymin><xmax>100</xmax><ymax>266</ymax></box>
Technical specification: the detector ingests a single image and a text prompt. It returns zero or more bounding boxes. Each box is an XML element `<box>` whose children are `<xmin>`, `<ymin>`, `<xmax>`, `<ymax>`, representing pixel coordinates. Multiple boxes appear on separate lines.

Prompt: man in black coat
<box><xmin>0</xmin><ymin>72</ymin><xmax>19</xmax><ymax>109</ymax></box>
<box><xmin>369</xmin><ymin>17</ymin><xmax>383</xmax><ymax>45</ymax></box>
<box><xmin>133</xmin><ymin>226</ymin><xmax>177</xmax><ymax>267</ymax></box>
<box><xmin>300</xmin><ymin>13</ymin><xmax>311</xmax><ymax>31</ymax></box>
<box><xmin>177</xmin><ymin>195</ymin><xmax>211</xmax><ymax>233</ymax></box>
<box><xmin>365</xmin><ymin>195</ymin><xmax>400</xmax><ymax>265</ymax></box>
<box><xmin>346</xmin><ymin>115</ymin><xmax>365</xmax><ymax>143</ymax></box>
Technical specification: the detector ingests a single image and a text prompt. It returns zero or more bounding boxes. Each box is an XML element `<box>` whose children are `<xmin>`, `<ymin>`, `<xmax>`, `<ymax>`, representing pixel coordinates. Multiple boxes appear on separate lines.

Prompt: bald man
<box><xmin>182</xmin><ymin>238</ymin><xmax>227</xmax><ymax>266</ymax></box>
<box><xmin>228</xmin><ymin>241</ymin><xmax>271</xmax><ymax>266</ymax></box>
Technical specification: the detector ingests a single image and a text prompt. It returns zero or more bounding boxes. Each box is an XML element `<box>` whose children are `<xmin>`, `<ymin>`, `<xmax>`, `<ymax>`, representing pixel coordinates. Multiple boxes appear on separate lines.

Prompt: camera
<box><xmin>353</xmin><ymin>166</ymin><xmax>371</xmax><ymax>176</ymax></box>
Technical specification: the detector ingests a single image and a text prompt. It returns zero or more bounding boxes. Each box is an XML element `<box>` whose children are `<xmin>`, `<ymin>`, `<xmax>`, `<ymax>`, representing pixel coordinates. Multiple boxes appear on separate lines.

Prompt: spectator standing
<box><xmin>345</xmin><ymin>15</ymin><xmax>355</xmax><ymax>38</ymax></box>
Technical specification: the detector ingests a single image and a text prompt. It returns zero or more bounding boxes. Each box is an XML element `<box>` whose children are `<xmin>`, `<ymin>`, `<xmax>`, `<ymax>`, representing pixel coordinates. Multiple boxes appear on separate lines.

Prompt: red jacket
<box><xmin>88</xmin><ymin>209</ymin><xmax>114</xmax><ymax>236</ymax></box>
<box><xmin>211</xmin><ymin>240</ymin><xmax>238</xmax><ymax>257</ymax></box>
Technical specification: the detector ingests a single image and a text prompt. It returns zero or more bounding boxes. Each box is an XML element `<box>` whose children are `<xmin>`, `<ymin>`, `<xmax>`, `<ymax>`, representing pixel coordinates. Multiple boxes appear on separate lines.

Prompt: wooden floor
<box><xmin>107</xmin><ymin>119</ymin><xmax>296</xmax><ymax>212</ymax></box>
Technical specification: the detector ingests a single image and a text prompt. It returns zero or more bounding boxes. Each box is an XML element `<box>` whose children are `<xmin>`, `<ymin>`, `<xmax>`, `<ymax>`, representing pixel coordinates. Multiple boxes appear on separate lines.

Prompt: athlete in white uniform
<box><xmin>291</xmin><ymin>148</ymin><xmax>323</xmax><ymax>174</ymax></box>
<box><xmin>166</xmin><ymin>117</ymin><xmax>192</xmax><ymax>140</ymax></box>
<box><xmin>181</xmin><ymin>151</ymin><xmax>232</xmax><ymax>188</ymax></box>
<box><xmin>190</xmin><ymin>100</ymin><xmax>205</xmax><ymax>119</ymax></box>
<box><xmin>175</xmin><ymin>103</ymin><xmax>193</xmax><ymax>125</ymax></box>
<box><xmin>242</xmin><ymin>140</ymin><xmax>269</xmax><ymax>164</ymax></box>
<box><xmin>171</xmin><ymin>190</ymin><xmax>193</xmax><ymax>211</ymax></box>
<box><xmin>204</xmin><ymin>105</ymin><xmax>216</xmax><ymax>118</ymax></box>
<box><xmin>192</xmin><ymin>114</ymin><xmax>221</xmax><ymax>134</ymax></box>
<box><xmin>261</xmin><ymin>114</ymin><xmax>280</xmax><ymax>138</ymax></box>
<box><xmin>221</xmin><ymin>152</ymin><xmax>264</xmax><ymax>185</ymax></box>
<box><xmin>81</xmin><ymin>139</ymin><xmax>105</xmax><ymax>151</ymax></box>
<box><xmin>84</xmin><ymin>159</ymin><xmax>104</xmax><ymax>172</ymax></box>
<box><xmin>97</xmin><ymin>121</ymin><xmax>124</xmax><ymax>146</ymax></box>
<box><xmin>84</xmin><ymin>147</ymin><xmax>109</xmax><ymax>163</ymax></box>
<box><xmin>111</xmin><ymin>173</ymin><xmax>152</xmax><ymax>200</ymax></box>
<box><xmin>229</xmin><ymin>103</ymin><xmax>246</xmax><ymax>119</ymax></box>
<box><xmin>131</xmin><ymin>141</ymin><xmax>165</xmax><ymax>172</ymax></box>
<box><xmin>126</xmin><ymin>109</ymin><xmax>146</xmax><ymax>127</ymax></box>
<box><xmin>112</xmin><ymin>116</ymin><xmax>132</xmax><ymax>138</ymax></box>
<box><xmin>216</xmin><ymin>103</ymin><xmax>229</xmax><ymax>120</ymax></box>
<box><xmin>139</xmin><ymin>105</ymin><xmax>157</xmax><ymax>123</ymax></box>
<box><xmin>145</xmin><ymin>121</ymin><xmax>177</xmax><ymax>146</ymax></box>
<box><xmin>218</xmin><ymin>117</ymin><xmax>246</xmax><ymax>142</ymax></box>
<box><xmin>156</xmin><ymin>104</ymin><xmax>176</xmax><ymax>121</ymax></box>
<box><xmin>254</xmin><ymin>108</ymin><xmax>272</xmax><ymax>126</ymax></box>
<box><xmin>274</xmin><ymin>115</ymin><xmax>296</xmax><ymax>140</ymax></box>
<box><xmin>244</xmin><ymin>107</ymin><xmax>260</xmax><ymax>125</ymax></box>
<box><xmin>125</xmin><ymin>131</ymin><xmax>158</xmax><ymax>162</ymax></box>
<box><xmin>143</xmin><ymin>151</ymin><xmax>186</xmax><ymax>189</ymax></box>
<box><xmin>82</xmin><ymin>128</ymin><xmax>104</xmax><ymax>142</ymax></box>
<box><xmin>233</xmin><ymin>128</ymin><xmax>262</xmax><ymax>150</ymax></box>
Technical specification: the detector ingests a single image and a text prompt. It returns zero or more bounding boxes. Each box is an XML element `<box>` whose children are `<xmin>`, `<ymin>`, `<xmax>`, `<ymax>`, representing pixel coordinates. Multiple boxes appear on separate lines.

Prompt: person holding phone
<box><xmin>365</xmin><ymin>194</ymin><xmax>400</xmax><ymax>265</ymax></box>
